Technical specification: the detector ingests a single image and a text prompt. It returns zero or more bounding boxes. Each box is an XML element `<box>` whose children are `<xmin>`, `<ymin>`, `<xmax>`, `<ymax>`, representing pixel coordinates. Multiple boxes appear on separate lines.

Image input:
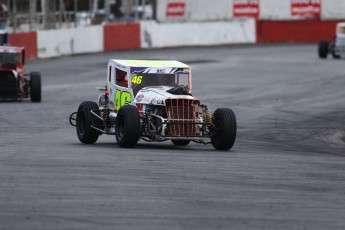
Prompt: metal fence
<box><xmin>6</xmin><ymin>0</ymin><xmax>155</xmax><ymax>33</ymax></box>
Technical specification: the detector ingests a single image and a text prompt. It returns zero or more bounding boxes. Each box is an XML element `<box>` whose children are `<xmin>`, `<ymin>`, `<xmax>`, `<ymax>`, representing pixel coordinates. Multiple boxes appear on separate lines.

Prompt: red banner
<box><xmin>166</xmin><ymin>2</ymin><xmax>186</xmax><ymax>17</ymax></box>
<box><xmin>233</xmin><ymin>0</ymin><xmax>259</xmax><ymax>17</ymax></box>
<box><xmin>291</xmin><ymin>0</ymin><xmax>321</xmax><ymax>17</ymax></box>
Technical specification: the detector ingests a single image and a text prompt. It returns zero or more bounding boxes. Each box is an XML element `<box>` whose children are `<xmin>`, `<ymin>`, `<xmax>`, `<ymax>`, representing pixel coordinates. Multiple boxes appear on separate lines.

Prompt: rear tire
<box><xmin>76</xmin><ymin>101</ymin><xmax>101</xmax><ymax>144</ymax></box>
<box><xmin>318</xmin><ymin>40</ymin><xmax>329</xmax><ymax>59</ymax></box>
<box><xmin>30</xmin><ymin>72</ymin><xmax>41</xmax><ymax>102</ymax></box>
<box><xmin>211</xmin><ymin>108</ymin><xmax>237</xmax><ymax>151</ymax></box>
<box><xmin>171</xmin><ymin>140</ymin><xmax>190</xmax><ymax>146</ymax></box>
<box><xmin>116</xmin><ymin>105</ymin><xmax>140</xmax><ymax>148</ymax></box>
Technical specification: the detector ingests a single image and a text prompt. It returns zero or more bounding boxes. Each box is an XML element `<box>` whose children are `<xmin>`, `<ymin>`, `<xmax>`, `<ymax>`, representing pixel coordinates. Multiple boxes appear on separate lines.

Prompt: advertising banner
<box><xmin>166</xmin><ymin>1</ymin><xmax>186</xmax><ymax>17</ymax></box>
<box><xmin>233</xmin><ymin>0</ymin><xmax>260</xmax><ymax>17</ymax></box>
<box><xmin>291</xmin><ymin>0</ymin><xmax>321</xmax><ymax>17</ymax></box>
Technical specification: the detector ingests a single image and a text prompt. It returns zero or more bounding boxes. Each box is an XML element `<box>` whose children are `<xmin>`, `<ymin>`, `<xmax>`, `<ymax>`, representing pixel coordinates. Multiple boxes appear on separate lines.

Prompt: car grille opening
<box><xmin>165</xmin><ymin>98</ymin><xmax>201</xmax><ymax>136</ymax></box>
<box><xmin>0</xmin><ymin>71</ymin><xmax>18</xmax><ymax>97</ymax></box>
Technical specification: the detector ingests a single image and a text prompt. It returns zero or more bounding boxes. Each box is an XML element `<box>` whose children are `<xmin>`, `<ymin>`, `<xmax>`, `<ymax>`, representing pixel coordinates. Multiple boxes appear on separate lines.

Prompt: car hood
<box><xmin>133</xmin><ymin>86</ymin><xmax>196</xmax><ymax>106</ymax></box>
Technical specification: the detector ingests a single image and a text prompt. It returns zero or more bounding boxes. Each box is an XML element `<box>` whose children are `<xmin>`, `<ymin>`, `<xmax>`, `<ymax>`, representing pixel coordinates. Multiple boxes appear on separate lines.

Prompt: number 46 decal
<box><xmin>115</xmin><ymin>90</ymin><xmax>132</xmax><ymax>111</ymax></box>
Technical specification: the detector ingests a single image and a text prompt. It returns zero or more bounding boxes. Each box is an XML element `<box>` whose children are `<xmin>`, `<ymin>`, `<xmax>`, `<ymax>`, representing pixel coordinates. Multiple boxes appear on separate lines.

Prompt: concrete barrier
<box><xmin>11</xmin><ymin>0</ymin><xmax>345</xmax><ymax>60</ymax></box>
<box><xmin>104</xmin><ymin>23</ymin><xmax>140</xmax><ymax>51</ymax></box>
<box><xmin>257</xmin><ymin>19</ymin><xmax>340</xmax><ymax>43</ymax></box>
<box><xmin>156</xmin><ymin>0</ymin><xmax>232</xmax><ymax>22</ymax></box>
<box><xmin>154</xmin><ymin>0</ymin><xmax>345</xmax><ymax>22</ymax></box>
<box><xmin>9</xmin><ymin>32</ymin><xmax>37</xmax><ymax>60</ymax></box>
<box><xmin>37</xmin><ymin>26</ymin><xmax>103</xmax><ymax>58</ymax></box>
<box><xmin>140</xmin><ymin>19</ymin><xmax>256</xmax><ymax>48</ymax></box>
<box><xmin>322</xmin><ymin>0</ymin><xmax>345</xmax><ymax>19</ymax></box>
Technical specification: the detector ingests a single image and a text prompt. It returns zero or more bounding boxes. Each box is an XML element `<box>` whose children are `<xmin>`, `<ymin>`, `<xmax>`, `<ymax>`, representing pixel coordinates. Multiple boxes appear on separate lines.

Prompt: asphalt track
<box><xmin>0</xmin><ymin>44</ymin><xmax>345</xmax><ymax>230</ymax></box>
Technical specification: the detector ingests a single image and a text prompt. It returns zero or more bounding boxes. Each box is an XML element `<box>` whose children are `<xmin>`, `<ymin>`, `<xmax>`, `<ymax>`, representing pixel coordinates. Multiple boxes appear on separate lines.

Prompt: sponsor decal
<box><xmin>136</xmin><ymin>104</ymin><xmax>144</xmax><ymax>111</ymax></box>
<box><xmin>291</xmin><ymin>0</ymin><xmax>321</xmax><ymax>17</ymax></box>
<box><xmin>166</xmin><ymin>1</ymin><xmax>185</xmax><ymax>17</ymax></box>
<box><xmin>136</xmin><ymin>104</ymin><xmax>145</xmax><ymax>115</ymax></box>
<box><xmin>136</xmin><ymin>94</ymin><xmax>144</xmax><ymax>102</ymax></box>
<box><xmin>152</xmin><ymin>97</ymin><xmax>164</xmax><ymax>105</ymax></box>
<box><xmin>131</xmin><ymin>67</ymin><xmax>146</xmax><ymax>74</ymax></box>
<box><xmin>157</xmin><ymin>98</ymin><xmax>165</xmax><ymax>105</ymax></box>
<box><xmin>142</xmin><ymin>96</ymin><xmax>152</xmax><ymax>103</ymax></box>
<box><xmin>233</xmin><ymin>0</ymin><xmax>259</xmax><ymax>17</ymax></box>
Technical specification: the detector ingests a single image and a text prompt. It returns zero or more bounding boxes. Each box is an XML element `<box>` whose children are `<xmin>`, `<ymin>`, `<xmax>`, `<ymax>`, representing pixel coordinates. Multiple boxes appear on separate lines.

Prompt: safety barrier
<box><xmin>9</xmin><ymin>32</ymin><xmax>37</xmax><ymax>60</ymax></box>
<box><xmin>7</xmin><ymin>1</ymin><xmax>345</xmax><ymax>60</ymax></box>
<box><xmin>257</xmin><ymin>19</ymin><xmax>341</xmax><ymax>43</ymax></box>
<box><xmin>140</xmin><ymin>19</ymin><xmax>256</xmax><ymax>48</ymax></box>
<box><xmin>37</xmin><ymin>25</ymin><xmax>103</xmax><ymax>58</ymax></box>
<box><xmin>104</xmin><ymin>23</ymin><xmax>140</xmax><ymax>51</ymax></box>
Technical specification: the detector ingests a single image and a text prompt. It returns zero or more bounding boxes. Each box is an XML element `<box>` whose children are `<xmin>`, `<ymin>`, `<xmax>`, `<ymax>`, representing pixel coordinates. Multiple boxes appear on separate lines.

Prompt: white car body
<box><xmin>70</xmin><ymin>59</ymin><xmax>237</xmax><ymax>150</ymax></box>
<box><xmin>333</xmin><ymin>23</ymin><xmax>345</xmax><ymax>56</ymax></box>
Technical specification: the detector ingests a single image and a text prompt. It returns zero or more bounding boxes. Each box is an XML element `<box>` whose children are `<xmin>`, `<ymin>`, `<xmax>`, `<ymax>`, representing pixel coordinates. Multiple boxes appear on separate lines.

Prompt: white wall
<box><xmin>140</xmin><ymin>19</ymin><xmax>256</xmax><ymax>48</ymax></box>
<box><xmin>37</xmin><ymin>26</ymin><xmax>103</xmax><ymax>58</ymax></box>
<box><xmin>322</xmin><ymin>0</ymin><xmax>345</xmax><ymax>19</ymax></box>
<box><xmin>157</xmin><ymin>0</ymin><xmax>345</xmax><ymax>22</ymax></box>
<box><xmin>156</xmin><ymin>0</ymin><xmax>232</xmax><ymax>22</ymax></box>
<box><xmin>260</xmin><ymin>0</ymin><xmax>291</xmax><ymax>20</ymax></box>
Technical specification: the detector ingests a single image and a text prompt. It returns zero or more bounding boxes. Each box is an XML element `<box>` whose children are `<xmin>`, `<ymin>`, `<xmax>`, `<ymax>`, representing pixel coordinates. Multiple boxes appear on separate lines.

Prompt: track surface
<box><xmin>1</xmin><ymin>45</ymin><xmax>345</xmax><ymax>230</ymax></box>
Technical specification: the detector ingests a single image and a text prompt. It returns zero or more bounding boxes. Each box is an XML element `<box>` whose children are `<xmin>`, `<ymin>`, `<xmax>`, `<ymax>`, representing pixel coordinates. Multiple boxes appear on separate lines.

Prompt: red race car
<box><xmin>0</xmin><ymin>46</ymin><xmax>41</xmax><ymax>102</ymax></box>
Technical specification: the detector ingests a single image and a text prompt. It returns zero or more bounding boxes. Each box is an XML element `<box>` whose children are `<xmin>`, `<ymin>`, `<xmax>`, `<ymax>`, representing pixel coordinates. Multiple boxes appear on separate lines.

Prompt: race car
<box><xmin>318</xmin><ymin>22</ymin><xmax>345</xmax><ymax>59</ymax></box>
<box><xmin>69</xmin><ymin>60</ymin><xmax>237</xmax><ymax>150</ymax></box>
<box><xmin>0</xmin><ymin>46</ymin><xmax>41</xmax><ymax>102</ymax></box>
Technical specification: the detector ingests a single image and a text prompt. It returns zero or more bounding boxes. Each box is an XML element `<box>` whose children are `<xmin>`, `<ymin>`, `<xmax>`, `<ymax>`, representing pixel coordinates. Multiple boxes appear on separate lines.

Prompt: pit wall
<box><xmin>140</xmin><ymin>19</ymin><xmax>256</xmax><ymax>48</ymax></box>
<box><xmin>9</xmin><ymin>0</ymin><xmax>345</xmax><ymax>60</ymax></box>
<box><xmin>11</xmin><ymin>19</ymin><xmax>255</xmax><ymax>60</ymax></box>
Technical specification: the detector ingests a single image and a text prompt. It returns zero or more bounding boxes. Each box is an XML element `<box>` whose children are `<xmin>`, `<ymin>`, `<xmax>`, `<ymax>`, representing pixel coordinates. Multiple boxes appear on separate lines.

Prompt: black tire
<box><xmin>116</xmin><ymin>105</ymin><xmax>140</xmax><ymax>148</ymax></box>
<box><xmin>30</xmin><ymin>72</ymin><xmax>41</xmax><ymax>102</ymax></box>
<box><xmin>171</xmin><ymin>140</ymin><xmax>190</xmax><ymax>146</ymax></box>
<box><xmin>76</xmin><ymin>101</ymin><xmax>101</xmax><ymax>144</ymax></box>
<box><xmin>318</xmin><ymin>40</ymin><xmax>329</xmax><ymax>59</ymax></box>
<box><xmin>211</xmin><ymin>108</ymin><xmax>237</xmax><ymax>151</ymax></box>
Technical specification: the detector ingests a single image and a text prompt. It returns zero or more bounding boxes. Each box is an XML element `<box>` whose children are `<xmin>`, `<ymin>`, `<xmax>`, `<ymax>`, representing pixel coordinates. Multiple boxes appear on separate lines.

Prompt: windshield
<box><xmin>0</xmin><ymin>53</ymin><xmax>21</xmax><ymax>65</ymax></box>
<box><xmin>130</xmin><ymin>73</ymin><xmax>190</xmax><ymax>96</ymax></box>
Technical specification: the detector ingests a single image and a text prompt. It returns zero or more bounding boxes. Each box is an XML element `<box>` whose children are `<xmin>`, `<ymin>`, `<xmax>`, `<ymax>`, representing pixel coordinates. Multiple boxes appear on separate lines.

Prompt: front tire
<box><xmin>211</xmin><ymin>108</ymin><xmax>237</xmax><ymax>151</ymax></box>
<box><xmin>171</xmin><ymin>140</ymin><xmax>190</xmax><ymax>146</ymax></box>
<box><xmin>318</xmin><ymin>40</ymin><xmax>329</xmax><ymax>59</ymax></box>
<box><xmin>30</xmin><ymin>72</ymin><xmax>41</xmax><ymax>102</ymax></box>
<box><xmin>76</xmin><ymin>101</ymin><xmax>101</xmax><ymax>144</ymax></box>
<box><xmin>116</xmin><ymin>105</ymin><xmax>140</xmax><ymax>148</ymax></box>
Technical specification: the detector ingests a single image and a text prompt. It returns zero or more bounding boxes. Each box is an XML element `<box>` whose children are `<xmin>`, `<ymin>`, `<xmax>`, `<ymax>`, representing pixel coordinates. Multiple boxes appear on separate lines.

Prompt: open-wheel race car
<box><xmin>318</xmin><ymin>22</ymin><xmax>345</xmax><ymax>59</ymax></box>
<box><xmin>0</xmin><ymin>46</ymin><xmax>41</xmax><ymax>102</ymax></box>
<box><xmin>69</xmin><ymin>60</ymin><xmax>237</xmax><ymax>150</ymax></box>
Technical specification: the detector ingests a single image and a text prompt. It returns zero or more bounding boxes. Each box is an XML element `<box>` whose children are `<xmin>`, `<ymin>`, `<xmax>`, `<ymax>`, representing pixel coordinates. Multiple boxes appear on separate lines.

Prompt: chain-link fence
<box><xmin>6</xmin><ymin>0</ymin><xmax>155</xmax><ymax>33</ymax></box>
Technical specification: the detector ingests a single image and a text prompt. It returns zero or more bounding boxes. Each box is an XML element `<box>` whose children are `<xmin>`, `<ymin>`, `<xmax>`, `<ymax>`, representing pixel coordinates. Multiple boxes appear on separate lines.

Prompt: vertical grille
<box><xmin>165</xmin><ymin>98</ymin><xmax>200</xmax><ymax>136</ymax></box>
<box><xmin>0</xmin><ymin>71</ymin><xmax>18</xmax><ymax>97</ymax></box>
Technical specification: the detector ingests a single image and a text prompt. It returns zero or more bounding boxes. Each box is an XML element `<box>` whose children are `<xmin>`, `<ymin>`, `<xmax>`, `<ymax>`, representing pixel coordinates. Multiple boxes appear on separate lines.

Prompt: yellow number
<box><xmin>137</xmin><ymin>76</ymin><xmax>142</xmax><ymax>84</ymax></box>
<box><xmin>121</xmin><ymin>92</ymin><xmax>131</xmax><ymax>107</ymax></box>
<box><xmin>115</xmin><ymin>90</ymin><xmax>121</xmax><ymax>111</ymax></box>
<box><xmin>114</xmin><ymin>90</ymin><xmax>132</xmax><ymax>111</ymax></box>
<box><xmin>131</xmin><ymin>75</ymin><xmax>143</xmax><ymax>84</ymax></box>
